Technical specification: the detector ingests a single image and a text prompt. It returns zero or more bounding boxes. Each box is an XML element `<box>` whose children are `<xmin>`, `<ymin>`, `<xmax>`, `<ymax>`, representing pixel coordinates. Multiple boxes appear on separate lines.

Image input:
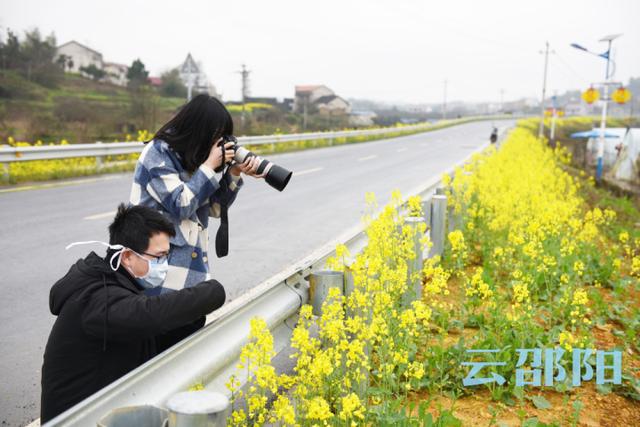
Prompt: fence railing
<box><xmin>42</xmin><ymin>127</ymin><xmax>508</xmax><ymax>427</ymax></box>
<box><xmin>0</xmin><ymin>116</ymin><xmax>509</xmax><ymax>164</ymax></box>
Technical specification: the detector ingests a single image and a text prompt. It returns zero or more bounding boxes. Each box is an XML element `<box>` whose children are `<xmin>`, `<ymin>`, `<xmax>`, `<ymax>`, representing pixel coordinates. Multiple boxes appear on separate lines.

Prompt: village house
<box><xmin>55</xmin><ymin>41</ymin><xmax>129</xmax><ymax>87</ymax></box>
<box><xmin>294</xmin><ymin>85</ymin><xmax>351</xmax><ymax>115</ymax></box>
<box><xmin>55</xmin><ymin>41</ymin><xmax>103</xmax><ymax>74</ymax></box>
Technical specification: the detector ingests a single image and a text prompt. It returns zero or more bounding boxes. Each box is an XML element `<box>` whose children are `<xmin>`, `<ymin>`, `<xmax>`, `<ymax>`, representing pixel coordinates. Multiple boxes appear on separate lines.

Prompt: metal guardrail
<box><xmin>43</xmin><ymin>127</ymin><xmax>508</xmax><ymax>427</ymax></box>
<box><xmin>0</xmin><ymin>123</ymin><xmax>429</xmax><ymax>163</ymax></box>
<box><xmin>0</xmin><ymin>116</ymin><xmax>506</xmax><ymax>164</ymax></box>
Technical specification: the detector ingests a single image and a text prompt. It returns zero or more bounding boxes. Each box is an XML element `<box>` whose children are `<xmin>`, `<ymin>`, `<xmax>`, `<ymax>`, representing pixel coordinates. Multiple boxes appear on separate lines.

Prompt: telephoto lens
<box><xmin>224</xmin><ymin>135</ymin><xmax>292</xmax><ymax>192</ymax></box>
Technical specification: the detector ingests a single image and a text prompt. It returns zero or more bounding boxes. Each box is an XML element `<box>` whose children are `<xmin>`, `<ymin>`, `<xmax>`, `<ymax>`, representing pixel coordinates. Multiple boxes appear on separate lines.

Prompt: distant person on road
<box><xmin>41</xmin><ymin>204</ymin><xmax>226</xmax><ymax>423</ymax></box>
<box><xmin>129</xmin><ymin>94</ymin><xmax>264</xmax><ymax>296</ymax></box>
<box><xmin>490</xmin><ymin>127</ymin><xmax>498</xmax><ymax>144</ymax></box>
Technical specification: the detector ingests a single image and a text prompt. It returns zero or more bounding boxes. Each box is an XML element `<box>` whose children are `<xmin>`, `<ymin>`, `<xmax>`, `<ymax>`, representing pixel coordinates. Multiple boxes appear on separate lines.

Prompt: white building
<box><xmin>315</xmin><ymin>95</ymin><xmax>351</xmax><ymax>115</ymax></box>
<box><xmin>350</xmin><ymin>110</ymin><xmax>377</xmax><ymax>127</ymax></box>
<box><xmin>611</xmin><ymin>128</ymin><xmax>640</xmax><ymax>184</ymax></box>
<box><xmin>103</xmin><ymin>62</ymin><xmax>128</xmax><ymax>86</ymax></box>
<box><xmin>583</xmin><ymin>128</ymin><xmax>629</xmax><ymax>168</ymax></box>
<box><xmin>294</xmin><ymin>85</ymin><xmax>351</xmax><ymax>115</ymax></box>
<box><xmin>56</xmin><ymin>41</ymin><xmax>103</xmax><ymax>74</ymax></box>
<box><xmin>55</xmin><ymin>41</ymin><xmax>131</xmax><ymax>87</ymax></box>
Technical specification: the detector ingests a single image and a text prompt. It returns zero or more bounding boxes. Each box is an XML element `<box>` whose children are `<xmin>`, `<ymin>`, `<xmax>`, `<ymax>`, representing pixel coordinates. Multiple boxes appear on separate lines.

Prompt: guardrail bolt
<box><xmin>429</xmin><ymin>194</ymin><xmax>448</xmax><ymax>258</ymax></box>
<box><xmin>165</xmin><ymin>390</ymin><xmax>230</xmax><ymax>427</ymax></box>
<box><xmin>309</xmin><ymin>270</ymin><xmax>344</xmax><ymax>316</ymax></box>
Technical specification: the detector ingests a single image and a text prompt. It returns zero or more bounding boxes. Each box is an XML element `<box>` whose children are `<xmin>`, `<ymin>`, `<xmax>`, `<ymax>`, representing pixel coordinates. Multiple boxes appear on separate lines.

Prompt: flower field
<box><xmin>223</xmin><ymin>122</ymin><xmax>640</xmax><ymax>426</ymax></box>
<box><xmin>0</xmin><ymin>130</ymin><xmax>149</xmax><ymax>184</ymax></box>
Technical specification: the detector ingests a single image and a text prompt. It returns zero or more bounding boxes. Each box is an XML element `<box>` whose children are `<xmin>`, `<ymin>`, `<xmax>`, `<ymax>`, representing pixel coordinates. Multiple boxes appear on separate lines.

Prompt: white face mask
<box><xmin>130</xmin><ymin>251</ymin><xmax>169</xmax><ymax>289</ymax></box>
<box><xmin>65</xmin><ymin>240</ymin><xmax>168</xmax><ymax>288</ymax></box>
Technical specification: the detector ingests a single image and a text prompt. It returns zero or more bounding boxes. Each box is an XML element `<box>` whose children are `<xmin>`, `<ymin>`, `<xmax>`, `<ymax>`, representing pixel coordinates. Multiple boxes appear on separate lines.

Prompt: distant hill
<box><xmin>0</xmin><ymin>70</ymin><xmax>186</xmax><ymax>143</ymax></box>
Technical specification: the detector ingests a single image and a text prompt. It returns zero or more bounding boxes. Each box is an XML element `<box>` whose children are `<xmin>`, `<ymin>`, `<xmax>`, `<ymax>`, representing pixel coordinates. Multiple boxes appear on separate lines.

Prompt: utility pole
<box><xmin>442</xmin><ymin>79</ymin><xmax>448</xmax><ymax>120</ymax></box>
<box><xmin>538</xmin><ymin>41</ymin><xmax>550</xmax><ymax>139</ymax></box>
<box><xmin>302</xmin><ymin>93</ymin><xmax>310</xmax><ymax>131</ymax></box>
<box><xmin>237</xmin><ymin>64</ymin><xmax>251</xmax><ymax>130</ymax></box>
<box><xmin>570</xmin><ymin>34</ymin><xmax>621</xmax><ymax>183</ymax></box>
<box><xmin>595</xmin><ymin>35</ymin><xmax>618</xmax><ymax>183</ymax></box>
<box><xmin>550</xmin><ymin>93</ymin><xmax>558</xmax><ymax>146</ymax></box>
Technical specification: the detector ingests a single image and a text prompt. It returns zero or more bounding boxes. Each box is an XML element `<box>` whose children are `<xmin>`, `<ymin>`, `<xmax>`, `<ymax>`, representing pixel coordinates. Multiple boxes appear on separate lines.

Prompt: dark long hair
<box><xmin>150</xmin><ymin>94</ymin><xmax>234</xmax><ymax>173</ymax></box>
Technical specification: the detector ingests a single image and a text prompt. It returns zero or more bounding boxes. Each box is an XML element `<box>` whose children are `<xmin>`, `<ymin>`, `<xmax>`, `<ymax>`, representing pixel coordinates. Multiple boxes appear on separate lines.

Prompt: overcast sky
<box><xmin>2</xmin><ymin>0</ymin><xmax>639</xmax><ymax>104</ymax></box>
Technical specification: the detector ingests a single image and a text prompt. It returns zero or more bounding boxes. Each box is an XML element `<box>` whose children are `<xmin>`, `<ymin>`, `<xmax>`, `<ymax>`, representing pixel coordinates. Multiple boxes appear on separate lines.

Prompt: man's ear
<box><xmin>120</xmin><ymin>249</ymin><xmax>134</xmax><ymax>266</ymax></box>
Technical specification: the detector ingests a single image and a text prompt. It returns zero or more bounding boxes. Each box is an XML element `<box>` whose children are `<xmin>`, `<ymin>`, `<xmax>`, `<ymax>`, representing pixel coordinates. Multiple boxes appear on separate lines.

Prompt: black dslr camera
<box><xmin>218</xmin><ymin>135</ymin><xmax>292</xmax><ymax>192</ymax></box>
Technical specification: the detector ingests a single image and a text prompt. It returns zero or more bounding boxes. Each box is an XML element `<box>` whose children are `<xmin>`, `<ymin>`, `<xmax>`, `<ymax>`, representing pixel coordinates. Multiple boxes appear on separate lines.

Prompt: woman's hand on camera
<box><xmin>230</xmin><ymin>156</ymin><xmax>265</xmax><ymax>178</ymax></box>
<box><xmin>205</xmin><ymin>140</ymin><xmax>235</xmax><ymax>170</ymax></box>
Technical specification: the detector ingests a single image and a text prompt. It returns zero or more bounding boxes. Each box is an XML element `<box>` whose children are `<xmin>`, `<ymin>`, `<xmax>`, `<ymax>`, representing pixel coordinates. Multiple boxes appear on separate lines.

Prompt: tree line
<box><xmin>0</xmin><ymin>28</ymin><xmax>187</xmax><ymax>98</ymax></box>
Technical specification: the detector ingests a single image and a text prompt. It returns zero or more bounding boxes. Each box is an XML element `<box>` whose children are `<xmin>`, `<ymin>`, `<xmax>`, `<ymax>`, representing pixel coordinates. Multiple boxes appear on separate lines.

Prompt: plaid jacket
<box><xmin>129</xmin><ymin>138</ymin><xmax>243</xmax><ymax>293</ymax></box>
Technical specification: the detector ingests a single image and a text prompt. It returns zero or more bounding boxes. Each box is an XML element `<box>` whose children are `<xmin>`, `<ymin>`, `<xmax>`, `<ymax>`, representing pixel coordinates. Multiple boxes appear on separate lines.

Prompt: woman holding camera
<box><xmin>129</xmin><ymin>94</ymin><xmax>264</xmax><ymax>296</ymax></box>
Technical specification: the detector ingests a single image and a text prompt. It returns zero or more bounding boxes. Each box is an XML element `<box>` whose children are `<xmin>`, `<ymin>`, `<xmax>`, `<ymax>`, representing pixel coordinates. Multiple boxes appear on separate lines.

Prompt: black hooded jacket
<box><xmin>40</xmin><ymin>251</ymin><xmax>226</xmax><ymax>423</ymax></box>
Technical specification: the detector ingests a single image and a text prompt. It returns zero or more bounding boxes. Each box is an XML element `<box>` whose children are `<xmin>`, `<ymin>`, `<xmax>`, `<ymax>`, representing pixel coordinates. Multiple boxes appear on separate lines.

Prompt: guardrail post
<box><xmin>422</xmin><ymin>199</ymin><xmax>431</xmax><ymax>227</ymax></box>
<box><xmin>402</xmin><ymin>216</ymin><xmax>425</xmax><ymax>307</ymax></box>
<box><xmin>97</xmin><ymin>405</ymin><xmax>168</xmax><ymax>427</ymax></box>
<box><xmin>343</xmin><ymin>266</ymin><xmax>354</xmax><ymax>297</ymax></box>
<box><xmin>309</xmin><ymin>270</ymin><xmax>344</xmax><ymax>316</ymax></box>
<box><xmin>95</xmin><ymin>141</ymin><xmax>105</xmax><ymax>170</ymax></box>
<box><xmin>429</xmin><ymin>194</ymin><xmax>448</xmax><ymax>258</ymax></box>
<box><xmin>165</xmin><ymin>390</ymin><xmax>229</xmax><ymax>426</ymax></box>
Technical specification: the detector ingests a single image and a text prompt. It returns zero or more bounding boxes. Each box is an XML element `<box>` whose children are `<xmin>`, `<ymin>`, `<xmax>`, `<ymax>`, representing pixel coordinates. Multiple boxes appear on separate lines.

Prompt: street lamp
<box><xmin>570</xmin><ymin>34</ymin><xmax>622</xmax><ymax>183</ymax></box>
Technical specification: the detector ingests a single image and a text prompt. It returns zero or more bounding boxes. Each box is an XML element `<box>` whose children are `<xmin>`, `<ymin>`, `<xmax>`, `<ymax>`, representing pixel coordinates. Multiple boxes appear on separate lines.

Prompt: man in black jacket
<box><xmin>40</xmin><ymin>204</ymin><xmax>226</xmax><ymax>423</ymax></box>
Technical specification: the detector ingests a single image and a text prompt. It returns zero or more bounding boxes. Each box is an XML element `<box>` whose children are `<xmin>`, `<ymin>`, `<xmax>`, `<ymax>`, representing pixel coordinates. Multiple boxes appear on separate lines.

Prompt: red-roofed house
<box><xmin>148</xmin><ymin>76</ymin><xmax>163</xmax><ymax>87</ymax></box>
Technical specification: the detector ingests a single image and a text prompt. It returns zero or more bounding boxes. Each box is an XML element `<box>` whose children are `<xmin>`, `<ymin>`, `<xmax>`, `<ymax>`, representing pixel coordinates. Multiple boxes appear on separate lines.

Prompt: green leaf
<box><xmin>554</xmin><ymin>381</ymin><xmax>568</xmax><ymax>393</ymax></box>
<box><xmin>435</xmin><ymin>410</ymin><xmax>462</xmax><ymax>427</ymax></box>
<box><xmin>529</xmin><ymin>395</ymin><xmax>552</xmax><ymax>410</ymax></box>
<box><xmin>596</xmin><ymin>382</ymin><xmax>612</xmax><ymax>395</ymax></box>
<box><xmin>572</xmin><ymin>399</ymin><xmax>584</xmax><ymax>412</ymax></box>
<box><xmin>420</xmin><ymin>412</ymin><xmax>434</xmax><ymax>427</ymax></box>
<box><xmin>512</xmin><ymin>386</ymin><xmax>525</xmax><ymax>400</ymax></box>
<box><xmin>522</xmin><ymin>418</ymin><xmax>542</xmax><ymax>427</ymax></box>
<box><xmin>501</xmin><ymin>394</ymin><xmax>516</xmax><ymax>407</ymax></box>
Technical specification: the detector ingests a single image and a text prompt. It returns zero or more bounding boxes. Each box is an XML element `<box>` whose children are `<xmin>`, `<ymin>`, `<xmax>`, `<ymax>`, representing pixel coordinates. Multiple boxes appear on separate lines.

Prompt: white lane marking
<box><xmin>295</xmin><ymin>167</ymin><xmax>324</xmax><ymax>176</ymax></box>
<box><xmin>357</xmin><ymin>155</ymin><xmax>378</xmax><ymax>162</ymax></box>
<box><xmin>396</xmin><ymin>148</ymin><xmax>408</xmax><ymax>152</ymax></box>
<box><xmin>84</xmin><ymin>211</ymin><xmax>117</xmax><ymax>220</ymax></box>
<box><xmin>0</xmin><ymin>175</ymin><xmax>122</xmax><ymax>194</ymax></box>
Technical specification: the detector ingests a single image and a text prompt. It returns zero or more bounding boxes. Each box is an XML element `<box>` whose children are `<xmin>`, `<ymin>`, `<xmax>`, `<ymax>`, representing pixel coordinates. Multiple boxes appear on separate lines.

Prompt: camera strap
<box><xmin>215</xmin><ymin>165</ymin><xmax>231</xmax><ymax>258</ymax></box>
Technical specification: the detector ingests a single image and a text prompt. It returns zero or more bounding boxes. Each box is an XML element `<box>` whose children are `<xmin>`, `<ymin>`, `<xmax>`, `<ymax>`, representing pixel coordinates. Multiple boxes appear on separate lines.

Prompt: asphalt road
<box><xmin>0</xmin><ymin>120</ymin><xmax>511</xmax><ymax>426</ymax></box>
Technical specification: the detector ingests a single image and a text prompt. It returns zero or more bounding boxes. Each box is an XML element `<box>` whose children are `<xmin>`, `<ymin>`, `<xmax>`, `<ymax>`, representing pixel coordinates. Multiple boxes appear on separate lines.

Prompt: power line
<box><xmin>553</xmin><ymin>51</ymin><xmax>587</xmax><ymax>82</ymax></box>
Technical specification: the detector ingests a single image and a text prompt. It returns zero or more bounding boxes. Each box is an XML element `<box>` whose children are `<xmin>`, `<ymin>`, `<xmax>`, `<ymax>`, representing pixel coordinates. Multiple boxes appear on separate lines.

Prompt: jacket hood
<box><xmin>49</xmin><ymin>251</ymin><xmax>139</xmax><ymax>315</ymax></box>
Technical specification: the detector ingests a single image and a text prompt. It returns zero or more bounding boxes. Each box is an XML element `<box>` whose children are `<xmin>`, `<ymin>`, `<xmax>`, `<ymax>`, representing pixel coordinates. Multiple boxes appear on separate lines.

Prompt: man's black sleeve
<box><xmin>81</xmin><ymin>280</ymin><xmax>226</xmax><ymax>341</ymax></box>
